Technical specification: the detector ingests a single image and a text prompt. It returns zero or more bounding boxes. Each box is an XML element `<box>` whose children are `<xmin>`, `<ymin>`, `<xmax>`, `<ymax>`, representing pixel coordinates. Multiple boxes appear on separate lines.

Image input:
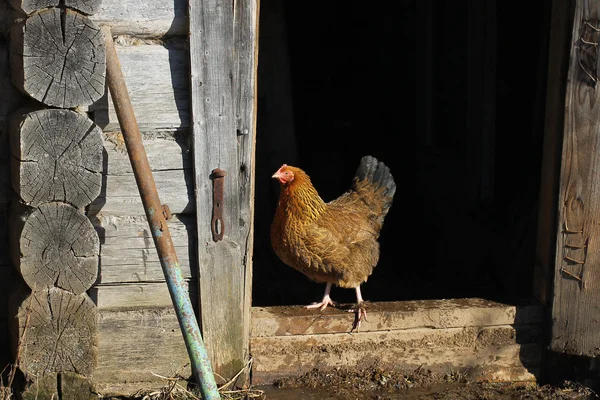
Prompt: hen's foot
<box><xmin>349</xmin><ymin>301</ymin><xmax>367</xmax><ymax>332</ymax></box>
<box><xmin>305</xmin><ymin>296</ymin><xmax>336</xmax><ymax>311</ymax></box>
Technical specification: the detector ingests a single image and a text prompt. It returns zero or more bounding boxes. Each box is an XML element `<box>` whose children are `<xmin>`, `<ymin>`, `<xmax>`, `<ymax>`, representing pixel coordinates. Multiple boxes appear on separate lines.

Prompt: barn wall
<box><xmin>0</xmin><ymin>1</ymin><xmax>195</xmax><ymax>394</ymax></box>
<box><xmin>90</xmin><ymin>3</ymin><xmax>195</xmax><ymax>392</ymax></box>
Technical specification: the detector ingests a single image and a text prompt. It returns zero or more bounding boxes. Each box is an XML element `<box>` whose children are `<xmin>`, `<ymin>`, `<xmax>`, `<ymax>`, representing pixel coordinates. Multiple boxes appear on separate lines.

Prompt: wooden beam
<box><xmin>250</xmin><ymin>300</ymin><xmax>544</xmax><ymax>385</ymax></box>
<box><xmin>90</xmin><ymin>281</ymin><xmax>197</xmax><ymax>310</ymax></box>
<box><xmin>87</xmin><ymin>168</ymin><xmax>193</xmax><ymax>215</ymax></box>
<box><xmin>551</xmin><ymin>0</ymin><xmax>600</xmax><ymax>356</ymax></box>
<box><xmin>189</xmin><ymin>0</ymin><xmax>258</xmax><ymax>383</ymax></box>
<box><xmin>535</xmin><ymin>0</ymin><xmax>575</xmax><ymax>305</ymax></box>
<box><xmin>92</xmin><ymin>214</ymin><xmax>197</xmax><ymax>284</ymax></box>
<box><xmin>89</xmin><ymin>44</ymin><xmax>190</xmax><ymax>133</ymax></box>
<box><xmin>95</xmin><ymin>307</ymin><xmax>191</xmax><ymax>396</ymax></box>
<box><xmin>91</xmin><ymin>0</ymin><xmax>187</xmax><ymax>37</ymax></box>
<box><xmin>252</xmin><ymin>298</ymin><xmax>544</xmax><ymax>337</ymax></box>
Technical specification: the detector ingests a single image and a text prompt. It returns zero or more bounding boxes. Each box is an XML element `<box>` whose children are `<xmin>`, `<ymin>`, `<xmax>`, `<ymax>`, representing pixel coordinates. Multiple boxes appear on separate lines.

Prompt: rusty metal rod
<box><xmin>101</xmin><ymin>26</ymin><xmax>220</xmax><ymax>400</ymax></box>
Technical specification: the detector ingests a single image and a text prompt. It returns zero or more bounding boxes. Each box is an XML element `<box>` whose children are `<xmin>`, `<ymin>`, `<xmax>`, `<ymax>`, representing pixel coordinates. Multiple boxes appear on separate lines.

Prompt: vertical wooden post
<box><xmin>550</xmin><ymin>0</ymin><xmax>600</xmax><ymax>356</ymax></box>
<box><xmin>535</xmin><ymin>0</ymin><xmax>575</xmax><ymax>306</ymax></box>
<box><xmin>188</xmin><ymin>0</ymin><xmax>258</xmax><ymax>384</ymax></box>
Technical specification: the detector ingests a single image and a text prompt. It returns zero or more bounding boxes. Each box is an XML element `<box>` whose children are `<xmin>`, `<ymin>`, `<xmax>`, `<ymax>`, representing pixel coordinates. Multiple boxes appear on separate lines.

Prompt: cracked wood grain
<box><xmin>9</xmin><ymin>287</ymin><xmax>98</xmax><ymax>378</ymax></box>
<box><xmin>10</xmin><ymin>202</ymin><xmax>100</xmax><ymax>294</ymax></box>
<box><xmin>551</xmin><ymin>0</ymin><xmax>600</xmax><ymax>357</ymax></box>
<box><xmin>10</xmin><ymin>108</ymin><xmax>103</xmax><ymax>208</ymax></box>
<box><xmin>9</xmin><ymin>8</ymin><xmax>105</xmax><ymax>108</ymax></box>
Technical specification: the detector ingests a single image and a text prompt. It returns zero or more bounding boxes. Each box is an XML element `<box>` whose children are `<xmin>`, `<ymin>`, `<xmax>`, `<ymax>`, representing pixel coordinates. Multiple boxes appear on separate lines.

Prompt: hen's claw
<box><xmin>349</xmin><ymin>301</ymin><xmax>367</xmax><ymax>332</ymax></box>
<box><xmin>306</xmin><ymin>283</ymin><xmax>335</xmax><ymax>311</ymax></box>
<box><xmin>305</xmin><ymin>296</ymin><xmax>336</xmax><ymax>311</ymax></box>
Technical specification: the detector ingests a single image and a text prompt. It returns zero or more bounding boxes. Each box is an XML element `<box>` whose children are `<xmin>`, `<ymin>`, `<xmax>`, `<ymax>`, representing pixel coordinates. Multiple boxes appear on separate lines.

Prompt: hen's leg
<box><xmin>349</xmin><ymin>286</ymin><xmax>367</xmax><ymax>332</ymax></box>
<box><xmin>306</xmin><ymin>282</ymin><xmax>335</xmax><ymax>311</ymax></box>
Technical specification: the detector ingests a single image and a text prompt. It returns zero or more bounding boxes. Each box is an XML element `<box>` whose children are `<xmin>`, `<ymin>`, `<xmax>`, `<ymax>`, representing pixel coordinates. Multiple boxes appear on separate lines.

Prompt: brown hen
<box><xmin>270</xmin><ymin>155</ymin><xmax>396</xmax><ymax>331</ymax></box>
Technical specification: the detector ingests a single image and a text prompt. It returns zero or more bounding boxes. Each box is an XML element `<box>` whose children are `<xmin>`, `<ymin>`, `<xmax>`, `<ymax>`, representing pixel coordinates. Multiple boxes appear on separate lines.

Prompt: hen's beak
<box><xmin>272</xmin><ymin>164</ymin><xmax>287</xmax><ymax>179</ymax></box>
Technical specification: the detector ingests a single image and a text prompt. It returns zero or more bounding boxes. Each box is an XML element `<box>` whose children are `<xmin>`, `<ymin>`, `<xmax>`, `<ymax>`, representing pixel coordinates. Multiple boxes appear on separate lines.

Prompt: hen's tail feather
<box><xmin>354</xmin><ymin>155</ymin><xmax>396</xmax><ymax>201</ymax></box>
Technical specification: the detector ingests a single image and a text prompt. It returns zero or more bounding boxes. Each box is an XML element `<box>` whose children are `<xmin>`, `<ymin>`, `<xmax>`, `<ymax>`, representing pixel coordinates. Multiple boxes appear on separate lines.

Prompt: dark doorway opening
<box><xmin>253</xmin><ymin>0</ymin><xmax>552</xmax><ymax>307</ymax></box>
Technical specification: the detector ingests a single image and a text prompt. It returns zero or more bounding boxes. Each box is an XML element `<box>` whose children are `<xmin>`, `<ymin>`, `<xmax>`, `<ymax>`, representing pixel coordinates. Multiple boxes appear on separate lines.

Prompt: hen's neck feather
<box><xmin>280</xmin><ymin>172</ymin><xmax>326</xmax><ymax>223</ymax></box>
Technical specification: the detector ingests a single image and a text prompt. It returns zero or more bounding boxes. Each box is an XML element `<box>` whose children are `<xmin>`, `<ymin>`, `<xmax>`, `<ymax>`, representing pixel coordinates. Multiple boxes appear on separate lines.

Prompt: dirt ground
<box><xmin>2</xmin><ymin>364</ymin><xmax>597</xmax><ymax>400</ymax></box>
<box><xmin>110</xmin><ymin>365</ymin><xmax>600</xmax><ymax>399</ymax></box>
<box><xmin>256</xmin><ymin>366</ymin><xmax>600</xmax><ymax>400</ymax></box>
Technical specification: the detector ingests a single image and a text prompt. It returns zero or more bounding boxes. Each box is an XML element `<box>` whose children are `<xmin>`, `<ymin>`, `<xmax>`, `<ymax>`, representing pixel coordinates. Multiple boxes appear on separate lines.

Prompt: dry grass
<box><xmin>1</xmin><ymin>364</ymin><xmax>16</xmax><ymax>400</ymax></box>
<box><xmin>99</xmin><ymin>359</ymin><xmax>265</xmax><ymax>400</ymax></box>
<box><xmin>105</xmin><ymin>378</ymin><xmax>265</xmax><ymax>400</ymax></box>
<box><xmin>3</xmin><ymin>294</ymin><xmax>264</xmax><ymax>400</ymax></box>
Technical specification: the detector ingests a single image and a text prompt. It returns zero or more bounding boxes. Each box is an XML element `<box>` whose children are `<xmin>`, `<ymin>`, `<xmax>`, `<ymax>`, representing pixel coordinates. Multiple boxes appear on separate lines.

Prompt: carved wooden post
<box><xmin>7</xmin><ymin>0</ymin><xmax>104</xmax><ymax>397</ymax></box>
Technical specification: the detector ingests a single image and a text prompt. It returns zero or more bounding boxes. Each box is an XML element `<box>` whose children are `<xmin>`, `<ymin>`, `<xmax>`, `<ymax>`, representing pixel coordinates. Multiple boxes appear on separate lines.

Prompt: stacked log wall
<box><xmin>5</xmin><ymin>1</ymin><xmax>106</xmax><ymax>396</ymax></box>
<box><xmin>0</xmin><ymin>1</ymin><xmax>195</xmax><ymax>395</ymax></box>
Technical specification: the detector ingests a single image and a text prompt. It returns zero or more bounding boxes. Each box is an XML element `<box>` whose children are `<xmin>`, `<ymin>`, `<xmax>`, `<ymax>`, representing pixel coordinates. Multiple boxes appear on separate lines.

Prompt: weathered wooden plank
<box><xmin>252</xmin><ymin>325</ymin><xmax>543</xmax><ymax>354</ymax></box>
<box><xmin>189</xmin><ymin>0</ymin><xmax>258</xmax><ymax>381</ymax></box>
<box><xmin>95</xmin><ymin>307</ymin><xmax>190</xmax><ymax>396</ymax></box>
<box><xmin>102</xmin><ymin>131</ymin><xmax>191</xmax><ymax>174</ymax></box>
<box><xmin>90</xmin><ymin>0</ymin><xmax>187</xmax><ymax>37</ymax></box>
<box><xmin>251</xmin><ymin>326</ymin><xmax>542</xmax><ymax>385</ymax></box>
<box><xmin>87</xmin><ymin>169</ymin><xmax>193</xmax><ymax>215</ymax></box>
<box><xmin>92</xmin><ymin>214</ymin><xmax>194</xmax><ymax>240</ymax></box>
<box><xmin>92</xmin><ymin>214</ymin><xmax>196</xmax><ymax>283</ymax></box>
<box><xmin>9</xmin><ymin>0</ymin><xmax>103</xmax><ymax>15</ymax></box>
<box><xmin>535</xmin><ymin>0</ymin><xmax>574</xmax><ymax>305</ymax></box>
<box><xmin>85</xmin><ymin>133</ymin><xmax>192</xmax><ymax>215</ymax></box>
<box><xmin>234</xmin><ymin>0</ymin><xmax>259</xmax><ymax>387</ymax></box>
<box><xmin>100</xmin><ymin>246</ymin><xmax>192</xmax><ymax>270</ymax></box>
<box><xmin>252</xmin><ymin>299</ymin><xmax>545</xmax><ymax>337</ymax></box>
<box><xmin>97</xmin><ymin>262</ymin><xmax>193</xmax><ymax>284</ymax></box>
<box><xmin>89</xmin><ymin>44</ymin><xmax>189</xmax><ymax>133</ymax></box>
<box><xmin>90</xmin><ymin>281</ymin><xmax>197</xmax><ymax>310</ymax></box>
<box><xmin>551</xmin><ymin>0</ymin><xmax>600</xmax><ymax>357</ymax></box>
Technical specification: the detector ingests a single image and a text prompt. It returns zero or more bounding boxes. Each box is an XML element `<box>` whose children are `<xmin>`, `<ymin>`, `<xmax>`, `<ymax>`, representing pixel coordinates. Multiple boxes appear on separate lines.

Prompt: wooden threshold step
<box><xmin>250</xmin><ymin>298</ymin><xmax>545</xmax><ymax>385</ymax></box>
<box><xmin>251</xmin><ymin>298</ymin><xmax>545</xmax><ymax>337</ymax></box>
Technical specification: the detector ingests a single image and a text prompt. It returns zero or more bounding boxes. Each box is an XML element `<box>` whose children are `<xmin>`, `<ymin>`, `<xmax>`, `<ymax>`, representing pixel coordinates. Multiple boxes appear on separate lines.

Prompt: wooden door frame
<box><xmin>536</xmin><ymin>0</ymin><xmax>600</xmax><ymax>358</ymax></box>
<box><xmin>188</xmin><ymin>0</ymin><xmax>259</xmax><ymax>384</ymax></box>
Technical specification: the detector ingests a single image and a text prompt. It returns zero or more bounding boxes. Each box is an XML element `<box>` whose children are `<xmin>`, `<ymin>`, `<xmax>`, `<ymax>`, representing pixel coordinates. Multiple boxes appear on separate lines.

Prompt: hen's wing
<box><xmin>299</xmin><ymin>192</ymin><xmax>381</xmax><ymax>287</ymax></box>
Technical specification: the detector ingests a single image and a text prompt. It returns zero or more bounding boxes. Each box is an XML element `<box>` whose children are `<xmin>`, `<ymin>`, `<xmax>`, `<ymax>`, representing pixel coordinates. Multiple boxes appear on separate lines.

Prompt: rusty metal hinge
<box><xmin>211</xmin><ymin>168</ymin><xmax>227</xmax><ymax>242</ymax></box>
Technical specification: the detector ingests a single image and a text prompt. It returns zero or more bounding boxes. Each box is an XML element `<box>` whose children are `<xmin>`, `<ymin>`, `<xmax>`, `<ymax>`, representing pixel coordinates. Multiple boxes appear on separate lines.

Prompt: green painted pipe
<box><xmin>101</xmin><ymin>26</ymin><xmax>221</xmax><ymax>400</ymax></box>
